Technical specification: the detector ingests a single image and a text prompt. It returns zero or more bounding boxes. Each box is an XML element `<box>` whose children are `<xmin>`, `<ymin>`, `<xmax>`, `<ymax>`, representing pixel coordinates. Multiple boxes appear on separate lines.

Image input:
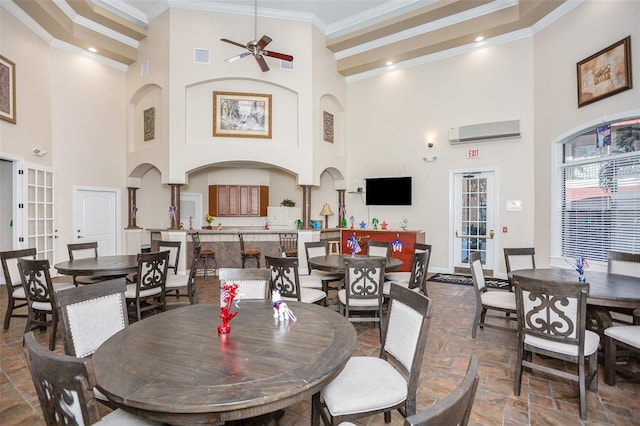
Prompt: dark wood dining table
<box><xmin>308</xmin><ymin>254</ymin><xmax>403</xmax><ymax>274</ymax></box>
<box><xmin>54</xmin><ymin>255</ymin><xmax>138</xmax><ymax>280</ymax></box>
<box><xmin>92</xmin><ymin>301</ymin><xmax>357</xmax><ymax>425</ymax></box>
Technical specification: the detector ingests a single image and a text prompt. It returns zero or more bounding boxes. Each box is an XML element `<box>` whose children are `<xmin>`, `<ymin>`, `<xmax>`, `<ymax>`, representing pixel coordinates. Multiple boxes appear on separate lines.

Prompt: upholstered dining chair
<box><xmin>513</xmin><ymin>275</ymin><xmax>598</xmax><ymax>420</ymax></box>
<box><xmin>304</xmin><ymin>240</ymin><xmax>344</xmax><ymax>294</ymax></box>
<box><xmin>604</xmin><ymin>308</ymin><xmax>640</xmax><ymax>386</ymax></box>
<box><xmin>403</xmin><ymin>355</ymin><xmax>479</xmax><ymax>426</ymax></box>
<box><xmin>219</xmin><ymin>267</ymin><xmax>271</xmax><ymax>300</ymax></box>
<box><xmin>239</xmin><ymin>233</ymin><xmax>261</xmax><ymax>268</ymax></box>
<box><xmin>317</xmin><ymin>284</ymin><xmax>432</xmax><ymax>425</ymax></box>
<box><xmin>470</xmin><ymin>251</ymin><xmax>516</xmax><ymax>338</ymax></box>
<box><xmin>367</xmin><ymin>240</ymin><xmax>390</xmax><ymax>257</ymax></box>
<box><xmin>503</xmin><ymin>247</ymin><xmax>535</xmax><ymax>291</ymax></box>
<box><xmin>384</xmin><ymin>243</ymin><xmax>431</xmax><ymax>287</ymax></box>
<box><xmin>18</xmin><ymin>258</ymin><xmax>73</xmax><ymax>350</ymax></box>
<box><xmin>125</xmin><ymin>250</ymin><xmax>169</xmax><ymax>321</ymax></box>
<box><xmin>607</xmin><ymin>251</ymin><xmax>640</xmax><ymax>325</ymax></box>
<box><xmin>23</xmin><ymin>331</ymin><xmax>160</xmax><ymax>426</ymax></box>
<box><xmin>265</xmin><ymin>255</ymin><xmax>326</xmax><ymax>305</ymax></box>
<box><xmin>191</xmin><ymin>232</ymin><xmax>217</xmax><ymax>280</ymax></box>
<box><xmin>67</xmin><ymin>242</ymin><xmax>110</xmax><ymax>286</ymax></box>
<box><xmin>160</xmin><ymin>240</ymin><xmax>198</xmax><ymax>305</ymax></box>
<box><xmin>1</xmin><ymin>248</ymin><xmax>35</xmax><ymax>330</ymax></box>
<box><xmin>339</xmin><ymin>256</ymin><xmax>386</xmax><ymax>341</ymax></box>
<box><xmin>384</xmin><ymin>248</ymin><xmax>431</xmax><ymax>297</ymax></box>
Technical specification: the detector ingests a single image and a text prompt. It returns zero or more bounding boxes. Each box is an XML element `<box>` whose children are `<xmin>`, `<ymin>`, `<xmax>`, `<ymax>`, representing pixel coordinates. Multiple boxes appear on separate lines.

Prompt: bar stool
<box><xmin>191</xmin><ymin>232</ymin><xmax>217</xmax><ymax>280</ymax></box>
<box><xmin>239</xmin><ymin>233</ymin><xmax>261</xmax><ymax>268</ymax></box>
<box><xmin>328</xmin><ymin>240</ymin><xmax>341</xmax><ymax>255</ymax></box>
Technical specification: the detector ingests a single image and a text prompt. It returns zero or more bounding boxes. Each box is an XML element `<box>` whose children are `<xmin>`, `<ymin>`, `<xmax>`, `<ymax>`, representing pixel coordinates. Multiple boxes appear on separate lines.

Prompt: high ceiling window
<box><xmin>557</xmin><ymin>118</ymin><xmax>639</xmax><ymax>263</ymax></box>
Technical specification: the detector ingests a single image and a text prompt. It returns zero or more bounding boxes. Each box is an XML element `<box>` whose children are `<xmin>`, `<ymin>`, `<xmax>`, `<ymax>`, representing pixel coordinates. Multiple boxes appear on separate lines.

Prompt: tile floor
<box><xmin>1</xmin><ymin>275</ymin><xmax>639</xmax><ymax>425</ymax></box>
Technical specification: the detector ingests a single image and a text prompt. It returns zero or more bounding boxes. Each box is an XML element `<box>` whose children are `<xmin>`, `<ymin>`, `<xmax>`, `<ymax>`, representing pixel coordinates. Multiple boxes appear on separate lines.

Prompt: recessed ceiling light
<box><xmin>474</xmin><ymin>36</ymin><xmax>484</xmax><ymax>42</ymax></box>
<box><xmin>88</xmin><ymin>47</ymin><xmax>97</xmax><ymax>53</ymax></box>
<box><xmin>386</xmin><ymin>61</ymin><xmax>393</xmax><ymax>66</ymax></box>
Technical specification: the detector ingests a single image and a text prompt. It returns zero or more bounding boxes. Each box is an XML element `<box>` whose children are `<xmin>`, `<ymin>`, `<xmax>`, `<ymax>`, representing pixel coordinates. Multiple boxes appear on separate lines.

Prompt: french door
<box><xmin>23</xmin><ymin>165</ymin><xmax>56</xmax><ymax>263</ymax></box>
<box><xmin>453</xmin><ymin>171</ymin><xmax>496</xmax><ymax>274</ymax></box>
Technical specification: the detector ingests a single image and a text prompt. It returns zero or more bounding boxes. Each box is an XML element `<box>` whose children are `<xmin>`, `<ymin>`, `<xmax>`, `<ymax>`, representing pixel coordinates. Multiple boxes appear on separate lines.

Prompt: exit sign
<box><xmin>467</xmin><ymin>148</ymin><xmax>480</xmax><ymax>159</ymax></box>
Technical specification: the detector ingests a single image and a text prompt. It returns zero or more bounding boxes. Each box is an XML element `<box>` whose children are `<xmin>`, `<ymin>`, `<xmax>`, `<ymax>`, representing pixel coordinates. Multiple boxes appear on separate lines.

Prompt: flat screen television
<box><xmin>365</xmin><ymin>176</ymin><xmax>412</xmax><ymax>206</ymax></box>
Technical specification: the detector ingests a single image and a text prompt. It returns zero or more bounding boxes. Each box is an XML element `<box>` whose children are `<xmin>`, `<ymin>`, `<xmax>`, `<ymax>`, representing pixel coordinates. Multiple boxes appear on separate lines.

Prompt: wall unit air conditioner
<box><xmin>449</xmin><ymin>119</ymin><xmax>521</xmax><ymax>144</ymax></box>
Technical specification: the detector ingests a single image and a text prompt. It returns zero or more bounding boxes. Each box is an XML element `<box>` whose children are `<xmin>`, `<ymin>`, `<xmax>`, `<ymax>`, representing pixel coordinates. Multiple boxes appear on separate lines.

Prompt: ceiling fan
<box><xmin>221</xmin><ymin>0</ymin><xmax>294</xmax><ymax>72</ymax></box>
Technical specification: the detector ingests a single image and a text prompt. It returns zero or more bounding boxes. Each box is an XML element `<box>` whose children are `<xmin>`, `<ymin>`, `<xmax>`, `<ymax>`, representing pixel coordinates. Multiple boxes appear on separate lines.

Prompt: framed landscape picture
<box><xmin>577</xmin><ymin>36</ymin><xmax>632</xmax><ymax>108</ymax></box>
<box><xmin>0</xmin><ymin>55</ymin><xmax>16</xmax><ymax>124</ymax></box>
<box><xmin>213</xmin><ymin>91</ymin><xmax>272</xmax><ymax>138</ymax></box>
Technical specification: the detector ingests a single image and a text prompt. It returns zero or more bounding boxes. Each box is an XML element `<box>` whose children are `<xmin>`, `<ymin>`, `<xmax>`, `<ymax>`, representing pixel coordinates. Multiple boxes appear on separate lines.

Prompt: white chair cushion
<box><xmin>604</xmin><ymin>325</ymin><xmax>640</xmax><ymax>349</ymax></box>
<box><xmin>165</xmin><ymin>274</ymin><xmax>187</xmax><ymax>290</ymax></box>
<box><xmin>321</xmin><ymin>356</ymin><xmax>407</xmax><ymax>416</ymax></box>
<box><xmin>32</xmin><ymin>301</ymin><xmax>52</xmax><ymax>311</ymax></box>
<box><xmin>384</xmin><ymin>271</ymin><xmax>410</xmax><ymax>282</ymax></box>
<box><xmin>481</xmin><ymin>291</ymin><xmax>516</xmax><ymax>310</ymax></box>
<box><xmin>299</xmin><ymin>274</ymin><xmax>324</xmax><ymax>289</ymax></box>
<box><xmin>525</xmin><ymin>330</ymin><xmax>600</xmax><ymax>356</ymax></box>
<box><xmin>383</xmin><ymin>279</ymin><xmax>414</xmax><ymax>296</ymax></box>
<box><xmin>11</xmin><ymin>286</ymin><xmax>27</xmax><ymax>299</ymax></box>
<box><xmin>96</xmin><ymin>408</ymin><xmax>161</xmax><ymax>425</ymax></box>
<box><xmin>52</xmin><ymin>282</ymin><xmax>75</xmax><ymax>291</ymax></box>
<box><xmin>283</xmin><ymin>288</ymin><xmax>326</xmax><ymax>304</ymax></box>
<box><xmin>124</xmin><ymin>284</ymin><xmax>162</xmax><ymax>298</ymax></box>
<box><xmin>337</xmin><ymin>289</ymin><xmax>379</xmax><ymax>307</ymax></box>
<box><xmin>310</xmin><ymin>270</ymin><xmax>343</xmax><ymax>281</ymax></box>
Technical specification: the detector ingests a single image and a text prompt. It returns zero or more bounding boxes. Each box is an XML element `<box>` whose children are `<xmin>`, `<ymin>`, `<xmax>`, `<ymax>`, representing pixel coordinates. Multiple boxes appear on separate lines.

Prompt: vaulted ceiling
<box><xmin>6</xmin><ymin>0</ymin><xmax>573</xmax><ymax>77</ymax></box>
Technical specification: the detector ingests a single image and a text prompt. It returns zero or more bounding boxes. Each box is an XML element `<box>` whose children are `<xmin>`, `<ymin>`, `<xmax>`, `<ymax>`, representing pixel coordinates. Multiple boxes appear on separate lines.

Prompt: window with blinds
<box><xmin>559</xmin><ymin>118</ymin><xmax>639</xmax><ymax>262</ymax></box>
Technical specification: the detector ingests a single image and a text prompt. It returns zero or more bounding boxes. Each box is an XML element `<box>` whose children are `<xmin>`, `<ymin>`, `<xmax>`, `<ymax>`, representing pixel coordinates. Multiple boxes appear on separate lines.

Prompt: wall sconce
<box><xmin>423</xmin><ymin>137</ymin><xmax>436</xmax><ymax>162</ymax></box>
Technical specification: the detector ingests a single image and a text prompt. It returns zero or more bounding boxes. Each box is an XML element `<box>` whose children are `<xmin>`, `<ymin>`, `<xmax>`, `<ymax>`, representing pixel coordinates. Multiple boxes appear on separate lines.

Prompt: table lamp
<box><xmin>319</xmin><ymin>203</ymin><xmax>334</xmax><ymax>229</ymax></box>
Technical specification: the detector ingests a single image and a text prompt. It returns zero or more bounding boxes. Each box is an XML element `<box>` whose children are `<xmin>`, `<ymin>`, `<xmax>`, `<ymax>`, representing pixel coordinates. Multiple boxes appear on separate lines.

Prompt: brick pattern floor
<box><xmin>1</xmin><ymin>274</ymin><xmax>639</xmax><ymax>425</ymax></box>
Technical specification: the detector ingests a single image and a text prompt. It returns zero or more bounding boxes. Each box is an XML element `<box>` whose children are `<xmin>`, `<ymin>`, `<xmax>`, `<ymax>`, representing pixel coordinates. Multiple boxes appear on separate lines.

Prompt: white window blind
<box><xmin>559</xmin><ymin>118</ymin><xmax>640</xmax><ymax>262</ymax></box>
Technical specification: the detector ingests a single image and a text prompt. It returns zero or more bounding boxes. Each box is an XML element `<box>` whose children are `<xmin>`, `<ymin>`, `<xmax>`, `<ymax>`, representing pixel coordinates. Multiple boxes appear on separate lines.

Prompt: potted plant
<box><xmin>280</xmin><ymin>199</ymin><xmax>296</xmax><ymax>207</ymax></box>
<box><xmin>205</xmin><ymin>214</ymin><xmax>214</xmax><ymax>229</ymax></box>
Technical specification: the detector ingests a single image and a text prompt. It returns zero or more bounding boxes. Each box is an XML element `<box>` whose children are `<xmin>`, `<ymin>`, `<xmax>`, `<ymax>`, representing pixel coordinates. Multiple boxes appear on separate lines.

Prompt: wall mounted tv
<box><xmin>365</xmin><ymin>177</ymin><xmax>412</xmax><ymax>206</ymax></box>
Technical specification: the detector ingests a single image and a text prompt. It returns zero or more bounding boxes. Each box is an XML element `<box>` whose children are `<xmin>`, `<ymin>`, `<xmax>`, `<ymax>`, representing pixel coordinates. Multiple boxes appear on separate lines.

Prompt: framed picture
<box><xmin>323</xmin><ymin>111</ymin><xmax>334</xmax><ymax>143</ymax></box>
<box><xmin>0</xmin><ymin>55</ymin><xmax>16</xmax><ymax>124</ymax></box>
<box><xmin>213</xmin><ymin>91</ymin><xmax>272</xmax><ymax>138</ymax></box>
<box><xmin>143</xmin><ymin>107</ymin><xmax>155</xmax><ymax>141</ymax></box>
<box><xmin>577</xmin><ymin>36</ymin><xmax>632</xmax><ymax>108</ymax></box>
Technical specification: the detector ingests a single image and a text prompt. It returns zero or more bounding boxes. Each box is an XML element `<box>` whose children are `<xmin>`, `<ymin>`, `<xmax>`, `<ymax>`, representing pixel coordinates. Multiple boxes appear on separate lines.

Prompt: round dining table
<box><xmin>54</xmin><ymin>255</ymin><xmax>138</xmax><ymax>279</ymax></box>
<box><xmin>308</xmin><ymin>254</ymin><xmax>403</xmax><ymax>273</ymax></box>
<box><xmin>92</xmin><ymin>301</ymin><xmax>357</xmax><ymax>425</ymax></box>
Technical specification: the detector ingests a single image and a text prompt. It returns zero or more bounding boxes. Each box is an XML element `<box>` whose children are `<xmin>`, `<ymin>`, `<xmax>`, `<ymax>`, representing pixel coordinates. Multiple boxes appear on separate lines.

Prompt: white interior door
<box><xmin>453</xmin><ymin>171</ymin><xmax>496</xmax><ymax>273</ymax></box>
<box><xmin>74</xmin><ymin>188</ymin><xmax>119</xmax><ymax>255</ymax></box>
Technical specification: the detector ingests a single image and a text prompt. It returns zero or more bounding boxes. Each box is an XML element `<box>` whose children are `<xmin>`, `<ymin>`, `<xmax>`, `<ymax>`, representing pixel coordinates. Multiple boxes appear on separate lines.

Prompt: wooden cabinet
<box><xmin>209</xmin><ymin>185</ymin><xmax>268</xmax><ymax>217</ymax></box>
<box><xmin>340</xmin><ymin>229</ymin><xmax>425</xmax><ymax>272</ymax></box>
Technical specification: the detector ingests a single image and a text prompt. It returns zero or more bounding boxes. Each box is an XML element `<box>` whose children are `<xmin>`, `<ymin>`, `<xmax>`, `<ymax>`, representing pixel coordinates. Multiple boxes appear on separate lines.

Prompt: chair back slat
<box><xmin>219</xmin><ymin>268</ymin><xmax>271</xmax><ymax>300</ymax></box>
<box><xmin>408</xmin><ymin>247</ymin><xmax>431</xmax><ymax>294</ymax></box>
<box><xmin>266</xmin><ymin>256</ymin><xmax>301</xmax><ymax>301</ymax></box>
<box><xmin>68</xmin><ymin>242</ymin><xmax>99</xmax><ymax>261</ymax></box>
<box><xmin>18</xmin><ymin>258</ymin><xmax>54</xmax><ymax>304</ymax></box>
<box><xmin>344</xmin><ymin>257</ymin><xmax>385</xmax><ymax>301</ymax></box>
<box><xmin>367</xmin><ymin>241</ymin><xmax>390</xmax><ymax>257</ymax></box>
<box><xmin>469</xmin><ymin>252</ymin><xmax>486</xmax><ymax>292</ymax></box>
<box><xmin>157</xmin><ymin>241</ymin><xmax>181</xmax><ymax>274</ymax></box>
<box><xmin>137</xmin><ymin>251</ymin><xmax>169</xmax><ymax>293</ymax></box>
<box><xmin>504</xmin><ymin>247</ymin><xmax>536</xmax><ymax>273</ymax></box>
<box><xmin>1</xmin><ymin>248</ymin><xmax>36</xmax><ymax>287</ymax></box>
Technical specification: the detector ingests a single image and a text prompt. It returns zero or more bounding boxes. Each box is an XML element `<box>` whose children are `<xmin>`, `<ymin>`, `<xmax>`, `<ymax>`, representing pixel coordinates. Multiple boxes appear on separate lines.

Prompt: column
<box><xmin>169</xmin><ymin>184</ymin><xmax>182</xmax><ymax>230</ymax></box>
<box><xmin>301</xmin><ymin>185</ymin><xmax>312</xmax><ymax>229</ymax></box>
<box><xmin>337</xmin><ymin>189</ymin><xmax>345</xmax><ymax>228</ymax></box>
<box><xmin>126</xmin><ymin>187</ymin><xmax>139</xmax><ymax>229</ymax></box>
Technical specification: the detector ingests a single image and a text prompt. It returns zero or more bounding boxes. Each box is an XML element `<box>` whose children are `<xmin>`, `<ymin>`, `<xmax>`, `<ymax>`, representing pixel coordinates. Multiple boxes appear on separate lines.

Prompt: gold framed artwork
<box><xmin>577</xmin><ymin>36</ymin><xmax>632</xmax><ymax>108</ymax></box>
<box><xmin>323</xmin><ymin>111</ymin><xmax>334</xmax><ymax>143</ymax></box>
<box><xmin>144</xmin><ymin>107</ymin><xmax>155</xmax><ymax>141</ymax></box>
<box><xmin>0</xmin><ymin>54</ymin><xmax>16</xmax><ymax>124</ymax></box>
<box><xmin>213</xmin><ymin>91</ymin><xmax>272</xmax><ymax>138</ymax></box>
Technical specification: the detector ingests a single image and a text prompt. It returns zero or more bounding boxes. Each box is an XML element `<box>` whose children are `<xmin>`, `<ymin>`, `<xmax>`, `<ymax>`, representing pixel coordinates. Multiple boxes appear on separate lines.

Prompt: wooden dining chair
<box><xmin>384</xmin><ymin>246</ymin><xmax>431</xmax><ymax>297</ymax></box>
<box><xmin>317</xmin><ymin>284</ymin><xmax>432</xmax><ymax>425</ymax></box>
<box><xmin>604</xmin><ymin>308</ymin><xmax>640</xmax><ymax>386</ymax></box>
<box><xmin>339</xmin><ymin>256</ymin><xmax>386</xmax><ymax>341</ymax></box>
<box><xmin>304</xmin><ymin>240</ymin><xmax>343</xmax><ymax>293</ymax></box>
<box><xmin>23</xmin><ymin>331</ymin><xmax>160</xmax><ymax>426</ymax></box>
<box><xmin>470</xmin><ymin>251</ymin><xmax>516</xmax><ymax>338</ymax></box>
<box><xmin>266</xmin><ymin>255</ymin><xmax>326</xmax><ymax>305</ymax></box>
<box><xmin>607</xmin><ymin>251</ymin><xmax>640</xmax><ymax>325</ymax></box>
<box><xmin>219</xmin><ymin>267</ymin><xmax>271</xmax><ymax>300</ymax></box>
<box><xmin>67</xmin><ymin>242</ymin><xmax>110</xmax><ymax>286</ymax></box>
<box><xmin>125</xmin><ymin>251</ymin><xmax>170</xmax><ymax>321</ymax></box>
<box><xmin>18</xmin><ymin>258</ymin><xmax>69</xmax><ymax>351</ymax></box>
<box><xmin>384</xmin><ymin>243</ymin><xmax>431</xmax><ymax>285</ymax></box>
<box><xmin>279</xmin><ymin>232</ymin><xmax>298</xmax><ymax>257</ymax></box>
<box><xmin>503</xmin><ymin>247</ymin><xmax>535</xmax><ymax>291</ymax></box>
<box><xmin>191</xmin><ymin>232</ymin><xmax>217</xmax><ymax>280</ymax></box>
<box><xmin>1</xmin><ymin>248</ymin><xmax>35</xmax><ymax>330</ymax></box>
<box><xmin>513</xmin><ymin>275</ymin><xmax>599</xmax><ymax>420</ymax></box>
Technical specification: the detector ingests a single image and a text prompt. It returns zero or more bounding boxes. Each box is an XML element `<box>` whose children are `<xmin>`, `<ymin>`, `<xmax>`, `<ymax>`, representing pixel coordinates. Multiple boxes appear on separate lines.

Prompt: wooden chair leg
<box><xmin>605</xmin><ymin>335</ymin><xmax>617</xmax><ymax>386</ymax></box>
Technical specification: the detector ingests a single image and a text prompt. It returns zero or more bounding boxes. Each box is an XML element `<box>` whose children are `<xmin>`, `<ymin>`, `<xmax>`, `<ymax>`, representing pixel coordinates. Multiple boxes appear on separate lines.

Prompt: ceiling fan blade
<box><xmin>263</xmin><ymin>50</ymin><xmax>293</xmax><ymax>62</ymax></box>
<box><xmin>255</xmin><ymin>54</ymin><xmax>270</xmax><ymax>72</ymax></box>
<box><xmin>221</xmin><ymin>38</ymin><xmax>247</xmax><ymax>49</ymax></box>
<box><xmin>225</xmin><ymin>52</ymin><xmax>251</xmax><ymax>63</ymax></box>
<box><xmin>256</xmin><ymin>35</ymin><xmax>272</xmax><ymax>50</ymax></box>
